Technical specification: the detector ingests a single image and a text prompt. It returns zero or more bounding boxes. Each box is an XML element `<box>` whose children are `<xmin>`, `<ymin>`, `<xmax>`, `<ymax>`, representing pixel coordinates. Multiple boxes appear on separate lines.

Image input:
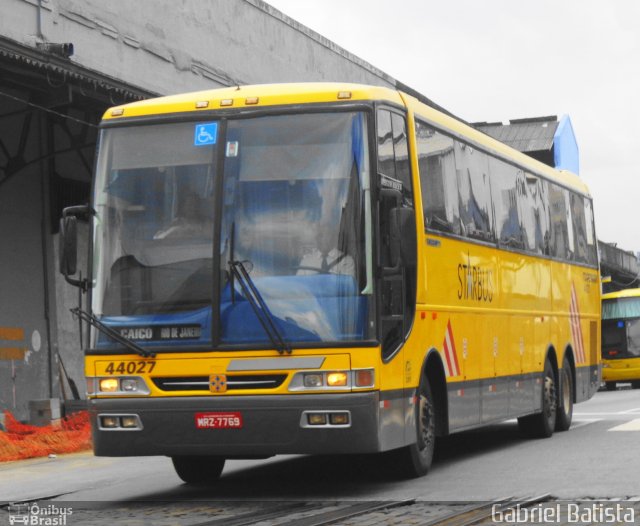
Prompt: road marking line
<box><xmin>571</xmin><ymin>419</ymin><xmax>601</xmax><ymax>429</ymax></box>
<box><xmin>608</xmin><ymin>419</ymin><xmax>640</xmax><ymax>432</ymax></box>
<box><xmin>617</xmin><ymin>407</ymin><xmax>640</xmax><ymax>414</ymax></box>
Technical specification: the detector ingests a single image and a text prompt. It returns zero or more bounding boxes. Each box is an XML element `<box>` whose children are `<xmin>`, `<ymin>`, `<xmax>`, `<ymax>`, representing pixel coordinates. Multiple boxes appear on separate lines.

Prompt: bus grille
<box><xmin>152</xmin><ymin>374</ymin><xmax>287</xmax><ymax>392</ymax></box>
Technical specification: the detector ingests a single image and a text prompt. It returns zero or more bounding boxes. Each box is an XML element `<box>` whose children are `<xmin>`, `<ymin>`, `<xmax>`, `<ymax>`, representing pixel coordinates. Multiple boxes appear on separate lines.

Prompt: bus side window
<box><xmin>454</xmin><ymin>141</ymin><xmax>493</xmax><ymax>242</ymax></box>
<box><xmin>415</xmin><ymin>121</ymin><xmax>459</xmax><ymax>235</ymax></box>
<box><xmin>519</xmin><ymin>174</ymin><xmax>551</xmax><ymax>255</ymax></box>
<box><xmin>549</xmin><ymin>184</ymin><xmax>574</xmax><ymax>261</ymax></box>
<box><xmin>583</xmin><ymin>198</ymin><xmax>598</xmax><ymax>265</ymax></box>
<box><xmin>391</xmin><ymin>112</ymin><xmax>413</xmax><ymax>206</ymax></box>
<box><xmin>570</xmin><ymin>193</ymin><xmax>590</xmax><ymax>265</ymax></box>
<box><xmin>490</xmin><ymin>158</ymin><xmax>523</xmax><ymax>249</ymax></box>
<box><xmin>377</xmin><ymin>110</ymin><xmax>396</xmax><ymax>180</ymax></box>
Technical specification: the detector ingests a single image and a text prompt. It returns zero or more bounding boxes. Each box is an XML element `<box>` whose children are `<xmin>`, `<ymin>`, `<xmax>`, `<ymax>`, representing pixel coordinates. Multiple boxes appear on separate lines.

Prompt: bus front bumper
<box><xmin>602</xmin><ymin>361</ymin><xmax>640</xmax><ymax>383</ymax></box>
<box><xmin>89</xmin><ymin>392</ymin><xmax>381</xmax><ymax>457</ymax></box>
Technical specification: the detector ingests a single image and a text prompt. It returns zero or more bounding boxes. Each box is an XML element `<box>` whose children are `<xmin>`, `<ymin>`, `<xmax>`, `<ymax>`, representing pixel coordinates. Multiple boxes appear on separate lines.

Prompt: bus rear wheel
<box><xmin>171</xmin><ymin>455</ymin><xmax>225</xmax><ymax>485</ymax></box>
<box><xmin>388</xmin><ymin>378</ymin><xmax>435</xmax><ymax>478</ymax></box>
<box><xmin>518</xmin><ymin>359</ymin><xmax>556</xmax><ymax>438</ymax></box>
<box><xmin>605</xmin><ymin>382</ymin><xmax>617</xmax><ymax>391</ymax></box>
<box><xmin>555</xmin><ymin>356</ymin><xmax>573</xmax><ymax>431</ymax></box>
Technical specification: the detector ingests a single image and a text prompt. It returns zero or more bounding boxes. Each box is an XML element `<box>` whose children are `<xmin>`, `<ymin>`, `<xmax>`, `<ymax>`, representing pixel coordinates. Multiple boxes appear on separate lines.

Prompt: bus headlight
<box><xmin>303</xmin><ymin>373</ymin><xmax>324</xmax><ymax>388</ymax></box>
<box><xmin>88</xmin><ymin>377</ymin><xmax>151</xmax><ymax>396</ymax></box>
<box><xmin>289</xmin><ymin>369</ymin><xmax>375</xmax><ymax>391</ymax></box>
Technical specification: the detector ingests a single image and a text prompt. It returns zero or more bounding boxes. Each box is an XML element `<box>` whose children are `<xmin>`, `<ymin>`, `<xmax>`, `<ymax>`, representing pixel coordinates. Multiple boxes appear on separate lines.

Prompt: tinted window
<box><xmin>377</xmin><ymin>110</ymin><xmax>413</xmax><ymax>206</ymax></box>
<box><xmin>455</xmin><ymin>141</ymin><xmax>493</xmax><ymax>241</ymax></box>
<box><xmin>522</xmin><ymin>174</ymin><xmax>550</xmax><ymax>255</ymax></box>
<box><xmin>392</xmin><ymin>112</ymin><xmax>412</xmax><ymax>203</ymax></box>
<box><xmin>415</xmin><ymin>121</ymin><xmax>460</xmax><ymax>234</ymax></box>
<box><xmin>569</xmin><ymin>194</ymin><xmax>597</xmax><ymax>265</ymax></box>
<box><xmin>490</xmin><ymin>158</ymin><xmax>524</xmax><ymax>248</ymax></box>
<box><xmin>377</xmin><ymin>110</ymin><xmax>395</xmax><ymax>179</ymax></box>
<box><xmin>549</xmin><ymin>184</ymin><xmax>574</xmax><ymax>260</ymax></box>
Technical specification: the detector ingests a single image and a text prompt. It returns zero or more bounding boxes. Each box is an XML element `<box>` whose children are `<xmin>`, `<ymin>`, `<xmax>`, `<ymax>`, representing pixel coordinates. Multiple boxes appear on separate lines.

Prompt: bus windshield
<box><xmin>602</xmin><ymin>296</ymin><xmax>640</xmax><ymax>359</ymax></box>
<box><xmin>91</xmin><ymin>111</ymin><xmax>374</xmax><ymax>350</ymax></box>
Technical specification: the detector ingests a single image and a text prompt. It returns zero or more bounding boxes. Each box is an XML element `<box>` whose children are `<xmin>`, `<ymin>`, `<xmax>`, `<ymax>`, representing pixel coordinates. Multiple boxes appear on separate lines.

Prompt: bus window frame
<box><xmin>413</xmin><ymin>114</ymin><xmax>598</xmax><ymax>270</ymax></box>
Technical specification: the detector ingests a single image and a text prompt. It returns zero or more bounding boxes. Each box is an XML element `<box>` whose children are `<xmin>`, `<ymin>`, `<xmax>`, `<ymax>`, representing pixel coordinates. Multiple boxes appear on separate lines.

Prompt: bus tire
<box><xmin>388</xmin><ymin>377</ymin><xmax>436</xmax><ymax>478</ymax></box>
<box><xmin>555</xmin><ymin>356</ymin><xmax>573</xmax><ymax>431</ymax></box>
<box><xmin>631</xmin><ymin>381</ymin><xmax>640</xmax><ymax>389</ymax></box>
<box><xmin>171</xmin><ymin>455</ymin><xmax>225</xmax><ymax>485</ymax></box>
<box><xmin>518</xmin><ymin>359</ymin><xmax>556</xmax><ymax>438</ymax></box>
<box><xmin>605</xmin><ymin>382</ymin><xmax>617</xmax><ymax>391</ymax></box>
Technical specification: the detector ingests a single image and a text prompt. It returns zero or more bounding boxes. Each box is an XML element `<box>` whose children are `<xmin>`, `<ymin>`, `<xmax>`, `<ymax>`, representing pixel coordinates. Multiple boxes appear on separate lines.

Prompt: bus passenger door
<box><xmin>375</xmin><ymin>108</ymin><xmax>417</xmax><ymax>449</ymax></box>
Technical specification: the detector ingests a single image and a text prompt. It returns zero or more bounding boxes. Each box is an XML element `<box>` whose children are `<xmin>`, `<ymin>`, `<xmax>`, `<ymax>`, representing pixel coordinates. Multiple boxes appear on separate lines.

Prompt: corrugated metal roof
<box><xmin>0</xmin><ymin>35</ymin><xmax>151</xmax><ymax>102</ymax></box>
<box><xmin>474</xmin><ymin>116</ymin><xmax>558</xmax><ymax>153</ymax></box>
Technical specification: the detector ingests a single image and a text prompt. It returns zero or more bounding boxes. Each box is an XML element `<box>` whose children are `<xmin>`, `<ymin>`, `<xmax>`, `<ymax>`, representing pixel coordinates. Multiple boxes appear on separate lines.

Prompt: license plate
<box><xmin>195</xmin><ymin>412</ymin><xmax>243</xmax><ymax>429</ymax></box>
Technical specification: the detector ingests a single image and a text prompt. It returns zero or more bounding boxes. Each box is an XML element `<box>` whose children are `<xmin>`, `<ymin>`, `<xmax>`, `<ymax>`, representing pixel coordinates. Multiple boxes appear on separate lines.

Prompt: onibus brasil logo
<box><xmin>7</xmin><ymin>502</ymin><xmax>73</xmax><ymax>525</ymax></box>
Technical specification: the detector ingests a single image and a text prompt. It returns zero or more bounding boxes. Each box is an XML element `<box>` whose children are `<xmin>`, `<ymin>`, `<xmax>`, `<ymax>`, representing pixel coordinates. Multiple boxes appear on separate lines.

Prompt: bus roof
<box><xmin>103</xmin><ymin>81</ymin><xmax>591</xmax><ymax>197</ymax></box>
<box><xmin>102</xmin><ymin>82</ymin><xmax>403</xmax><ymax>121</ymax></box>
<box><xmin>602</xmin><ymin>288</ymin><xmax>640</xmax><ymax>301</ymax></box>
<box><xmin>400</xmin><ymin>92</ymin><xmax>591</xmax><ymax>196</ymax></box>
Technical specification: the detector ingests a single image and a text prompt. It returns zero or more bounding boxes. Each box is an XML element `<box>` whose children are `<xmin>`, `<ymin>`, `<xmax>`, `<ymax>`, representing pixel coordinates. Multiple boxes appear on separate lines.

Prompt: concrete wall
<box><xmin>6</xmin><ymin>0</ymin><xmax>395</xmax><ymax>96</ymax></box>
<box><xmin>0</xmin><ymin>110</ymin><xmax>56</xmax><ymax>421</ymax></box>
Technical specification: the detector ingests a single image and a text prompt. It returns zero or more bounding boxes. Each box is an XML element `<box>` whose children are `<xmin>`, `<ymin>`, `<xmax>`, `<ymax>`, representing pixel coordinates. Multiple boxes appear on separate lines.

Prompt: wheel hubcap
<box><xmin>562</xmin><ymin>370</ymin><xmax>571</xmax><ymax>410</ymax></box>
<box><xmin>544</xmin><ymin>373</ymin><xmax>557</xmax><ymax>423</ymax></box>
<box><xmin>418</xmin><ymin>393</ymin><xmax>435</xmax><ymax>453</ymax></box>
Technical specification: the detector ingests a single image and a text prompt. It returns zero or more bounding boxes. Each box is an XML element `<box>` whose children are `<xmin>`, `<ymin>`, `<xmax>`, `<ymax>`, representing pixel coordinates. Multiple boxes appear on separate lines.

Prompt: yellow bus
<box><xmin>59</xmin><ymin>83</ymin><xmax>601</xmax><ymax>484</ymax></box>
<box><xmin>602</xmin><ymin>288</ymin><xmax>640</xmax><ymax>390</ymax></box>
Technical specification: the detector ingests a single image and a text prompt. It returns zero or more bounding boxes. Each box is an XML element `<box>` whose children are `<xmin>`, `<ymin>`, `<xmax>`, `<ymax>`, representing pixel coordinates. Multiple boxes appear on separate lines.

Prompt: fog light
<box><xmin>354</xmin><ymin>369</ymin><xmax>374</xmax><ymax>387</ymax></box>
<box><xmin>99</xmin><ymin>378</ymin><xmax>119</xmax><ymax>392</ymax></box>
<box><xmin>307</xmin><ymin>413</ymin><xmax>327</xmax><ymax>425</ymax></box>
<box><xmin>330</xmin><ymin>413</ymin><xmax>349</xmax><ymax>425</ymax></box>
<box><xmin>327</xmin><ymin>372</ymin><xmax>348</xmax><ymax>387</ymax></box>
<box><xmin>120</xmin><ymin>416</ymin><xmax>139</xmax><ymax>429</ymax></box>
<box><xmin>100</xmin><ymin>416</ymin><xmax>119</xmax><ymax>428</ymax></box>
<box><xmin>303</xmin><ymin>374</ymin><xmax>324</xmax><ymax>388</ymax></box>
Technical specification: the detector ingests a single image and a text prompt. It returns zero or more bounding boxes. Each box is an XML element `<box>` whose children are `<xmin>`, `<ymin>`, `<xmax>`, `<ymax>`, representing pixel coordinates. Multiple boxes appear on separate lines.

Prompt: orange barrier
<box><xmin>0</xmin><ymin>411</ymin><xmax>92</xmax><ymax>462</ymax></box>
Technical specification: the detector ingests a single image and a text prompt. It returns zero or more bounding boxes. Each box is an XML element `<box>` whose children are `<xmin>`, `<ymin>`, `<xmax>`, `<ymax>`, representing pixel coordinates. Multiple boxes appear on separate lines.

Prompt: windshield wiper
<box><xmin>71</xmin><ymin>307</ymin><xmax>156</xmax><ymax>358</ymax></box>
<box><xmin>228</xmin><ymin>260</ymin><xmax>291</xmax><ymax>355</ymax></box>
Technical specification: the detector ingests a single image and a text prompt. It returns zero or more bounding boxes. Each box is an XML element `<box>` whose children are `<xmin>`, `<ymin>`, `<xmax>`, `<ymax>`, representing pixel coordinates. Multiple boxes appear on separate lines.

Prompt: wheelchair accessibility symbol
<box><xmin>194</xmin><ymin>122</ymin><xmax>218</xmax><ymax>146</ymax></box>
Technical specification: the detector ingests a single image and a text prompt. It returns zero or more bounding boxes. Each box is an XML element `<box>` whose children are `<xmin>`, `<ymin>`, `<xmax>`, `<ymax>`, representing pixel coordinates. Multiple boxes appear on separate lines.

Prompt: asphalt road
<box><xmin>1</xmin><ymin>386</ymin><xmax>639</xmax><ymax>507</ymax></box>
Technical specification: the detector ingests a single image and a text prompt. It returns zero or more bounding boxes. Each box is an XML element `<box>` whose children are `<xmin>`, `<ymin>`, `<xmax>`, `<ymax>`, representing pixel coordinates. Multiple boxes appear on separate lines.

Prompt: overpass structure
<box><xmin>0</xmin><ymin>0</ymin><xmax>635</xmax><ymax>422</ymax></box>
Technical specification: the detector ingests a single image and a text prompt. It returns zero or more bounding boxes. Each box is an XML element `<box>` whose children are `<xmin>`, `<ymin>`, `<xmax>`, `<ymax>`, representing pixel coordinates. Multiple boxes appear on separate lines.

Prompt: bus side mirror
<box><xmin>59</xmin><ymin>216</ymin><xmax>78</xmax><ymax>276</ymax></box>
<box><xmin>390</xmin><ymin>207</ymin><xmax>417</xmax><ymax>268</ymax></box>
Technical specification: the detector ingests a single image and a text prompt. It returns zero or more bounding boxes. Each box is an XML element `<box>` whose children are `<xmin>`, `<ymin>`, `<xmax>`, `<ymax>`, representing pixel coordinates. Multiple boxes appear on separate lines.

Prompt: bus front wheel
<box><xmin>388</xmin><ymin>378</ymin><xmax>436</xmax><ymax>478</ymax></box>
<box><xmin>171</xmin><ymin>455</ymin><xmax>225</xmax><ymax>485</ymax></box>
<box><xmin>605</xmin><ymin>382</ymin><xmax>617</xmax><ymax>391</ymax></box>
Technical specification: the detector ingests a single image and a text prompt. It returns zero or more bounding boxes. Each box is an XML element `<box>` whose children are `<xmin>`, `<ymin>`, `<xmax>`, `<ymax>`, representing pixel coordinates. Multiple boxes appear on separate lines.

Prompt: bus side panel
<box><xmin>552</xmin><ymin>261</ymin><xmax>600</xmax><ymax>404</ymax></box>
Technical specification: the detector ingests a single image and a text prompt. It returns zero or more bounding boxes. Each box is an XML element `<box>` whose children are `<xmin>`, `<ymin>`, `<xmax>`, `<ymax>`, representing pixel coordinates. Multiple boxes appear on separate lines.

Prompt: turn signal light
<box><xmin>354</xmin><ymin>369</ymin><xmax>374</xmax><ymax>388</ymax></box>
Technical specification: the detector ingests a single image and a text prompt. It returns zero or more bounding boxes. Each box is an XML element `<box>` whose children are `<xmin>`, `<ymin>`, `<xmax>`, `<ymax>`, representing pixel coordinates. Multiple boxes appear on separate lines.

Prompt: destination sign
<box><xmin>115</xmin><ymin>325</ymin><xmax>202</xmax><ymax>341</ymax></box>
